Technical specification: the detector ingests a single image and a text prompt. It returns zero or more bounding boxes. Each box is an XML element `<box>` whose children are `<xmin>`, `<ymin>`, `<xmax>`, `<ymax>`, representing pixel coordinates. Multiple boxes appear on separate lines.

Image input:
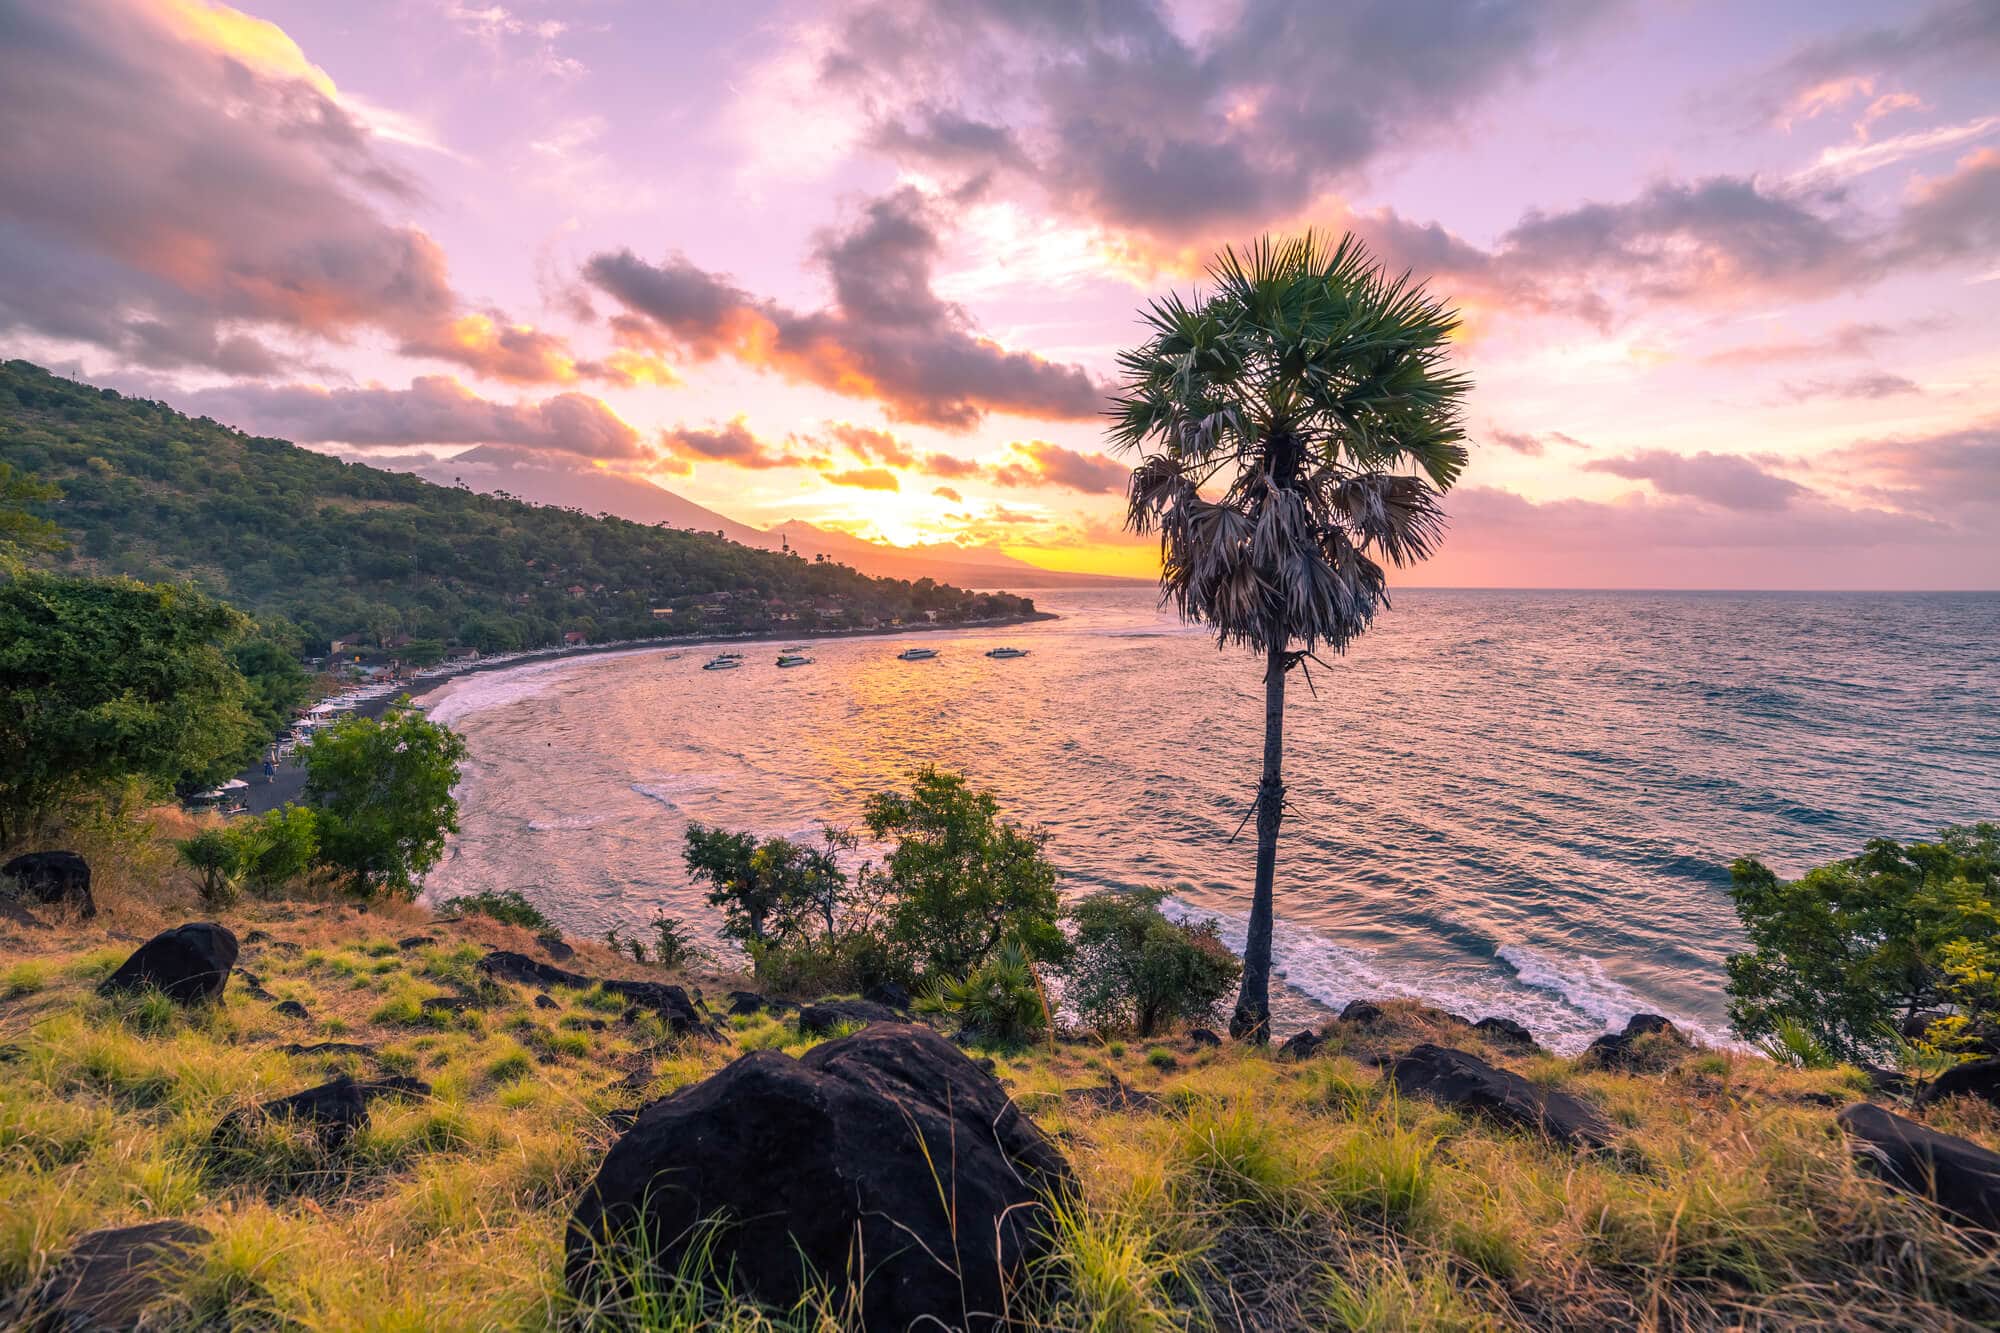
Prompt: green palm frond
<box><xmin>1110</xmin><ymin>230</ymin><xmax>1473</xmax><ymax>653</ymax></box>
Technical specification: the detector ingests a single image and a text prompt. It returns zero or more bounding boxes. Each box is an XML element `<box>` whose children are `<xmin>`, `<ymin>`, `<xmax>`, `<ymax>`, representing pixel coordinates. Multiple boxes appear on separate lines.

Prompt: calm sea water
<box><xmin>422</xmin><ymin>587</ymin><xmax>2000</xmax><ymax>1052</ymax></box>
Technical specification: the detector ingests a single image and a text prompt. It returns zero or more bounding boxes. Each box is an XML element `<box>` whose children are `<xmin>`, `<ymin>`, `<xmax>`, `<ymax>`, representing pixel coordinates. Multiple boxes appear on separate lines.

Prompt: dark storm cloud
<box><xmin>660</xmin><ymin>420</ymin><xmax>811</xmax><ymax>470</ymax></box>
<box><xmin>824</xmin><ymin>0</ymin><xmax>1618</xmax><ymax>241</ymax></box>
<box><xmin>177</xmin><ymin>377</ymin><xmax>643</xmax><ymax>458</ymax></box>
<box><xmin>586</xmin><ymin>187</ymin><xmax>1105</xmax><ymax>428</ymax></box>
<box><xmin>0</xmin><ymin>0</ymin><xmax>580</xmax><ymax>382</ymax></box>
<box><xmin>1582</xmin><ymin>450</ymin><xmax>1809</xmax><ymax>512</ymax></box>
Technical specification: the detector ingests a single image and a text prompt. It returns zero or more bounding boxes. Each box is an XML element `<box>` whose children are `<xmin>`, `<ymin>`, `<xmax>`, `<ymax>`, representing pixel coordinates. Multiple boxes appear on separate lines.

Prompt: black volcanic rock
<box><xmin>1839</xmin><ymin>1102</ymin><xmax>2000</xmax><ymax>1232</ymax></box>
<box><xmin>1580</xmin><ymin>1014</ymin><xmax>1690</xmax><ymax>1071</ymax></box>
<box><xmin>214</xmin><ymin>1074</ymin><xmax>370</xmax><ymax>1150</ymax></box>
<box><xmin>1277</xmin><ymin>1028</ymin><xmax>1325</xmax><ymax>1061</ymax></box>
<box><xmin>863</xmin><ymin>979</ymin><xmax>913</xmax><ymax>1011</ymax></box>
<box><xmin>32</xmin><ymin>1220</ymin><xmax>210</xmax><ymax>1330</ymax></box>
<box><xmin>1188</xmin><ymin>1028</ymin><xmax>1221</xmax><ymax>1048</ymax></box>
<box><xmin>3</xmin><ymin>850</ymin><xmax>93</xmax><ymax>917</ymax></box>
<box><xmin>1918</xmin><ymin>1058</ymin><xmax>2000</xmax><ymax>1112</ymax></box>
<box><xmin>98</xmin><ymin>923</ymin><xmax>237</xmax><ymax>1004</ymax></box>
<box><xmin>1339</xmin><ymin>1000</ymin><xmax>1384</xmax><ymax>1024</ymax></box>
<box><xmin>1473</xmin><ymin>1016</ymin><xmax>1538</xmax><ymax>1048</ymax></box>
<box><xmin>566</xmin><ymin>1023</ymin><xmax>1071</xmax><ymax>1330</ymax></box>
<box><xmin>475</xmin><ymin>950</ymin><xmax>714</xmax><ymax>1039</ymax></box>
<box><xmin>1392</xmin><ymin>1044</ymin><xmax>1613</xmax><ymax>1149</ymax></box>
<box><xmin>797</xmin><ymin>999</ymin><xmax>902</xmax><ymax>1036</ymax></box>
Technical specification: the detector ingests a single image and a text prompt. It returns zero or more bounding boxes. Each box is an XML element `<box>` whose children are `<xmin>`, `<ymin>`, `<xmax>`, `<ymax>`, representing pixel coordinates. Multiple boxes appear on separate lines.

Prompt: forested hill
<box><xmin>0</xmin><ymin>360</ymin><xmax>1034</xmax><ymax>654</ymax></box>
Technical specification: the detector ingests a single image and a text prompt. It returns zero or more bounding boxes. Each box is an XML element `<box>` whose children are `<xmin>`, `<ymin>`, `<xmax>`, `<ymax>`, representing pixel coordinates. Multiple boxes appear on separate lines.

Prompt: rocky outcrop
<box><xmin>31</xmin><ymin>1220</ymin><xmax>210</xmax><ymax>1330</ymax></box>
<box><xmin>97</xmin><ymin>923</ymin><xmax>237</xmax><ymax>1004</ymax></box>
<box><xmin>1579</xmin><ymin>1014</ymin><xmax>1691</xmax><ymax>1071</ymax></box>
<box><xmin>1473</xmin><ymin>1016</ymin><xmax>1538</xmax><ymax>1049</ymax></box>
<box><xmin>212</xmin><ymin>1073</ymin><xmax>430</xmax><ymax>1151</ymax></box>
<box><xmin>1189</xmin><ymin>1028</ymin><xmax>1222</xmax><ymax>1048</ymax></box>
<box><xmin>797</xmin><ymin>998</ymin><xmax>903</xmax><ymax>1036</ymax></box>
<box><xmin>1339</xmin><ymin>1000</ymin><xmax>1383</xmax><ymax>1024</ymax></box>
<box><xmin>1839</xmin><ymin>1102</ymin><xmax>2000</xmax><ymax>1232</ymax></box>
<box><xmin>2</xmin><ymin>850</ymin><xmax>94</xmax><ymax>917</ymax></box>
<box><xmin>1917</xmin><ymin>1058</ymin><xmax>2000</xmax><ymax>1112</ymax></box>
<box><xmin>475</xmin><ymin>950</ymin><xmax>715</xmax><ymax>1039</ymax></box>
<box><xmin>1277</xmin><ymin>1028</ymin><xmax>1325</xmax><ymax>1061</ymax></box>
<box><xmin>1391</xmin><ymin>1044</ymin><xmax>1613</xmax><ymax>1149</ymax></box>
<box><xmin>566</xmin><ymin>1023</ymin><xmax>1071</xmax><ymax>1331</ymax></box>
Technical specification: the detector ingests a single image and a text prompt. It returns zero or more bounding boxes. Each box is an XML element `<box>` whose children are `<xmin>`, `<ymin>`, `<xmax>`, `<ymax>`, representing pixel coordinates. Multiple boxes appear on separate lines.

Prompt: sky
<box><xmin>1</xmin><ymin>0</ymin><xmax>1997</xmax><ymax>588</ymax></box>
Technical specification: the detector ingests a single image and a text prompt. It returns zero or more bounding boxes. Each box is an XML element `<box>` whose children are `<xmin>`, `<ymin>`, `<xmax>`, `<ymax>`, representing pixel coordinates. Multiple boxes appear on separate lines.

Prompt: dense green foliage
<box><xmin>302</xmin><ymin>703</ymin><xmax>468</xmax><ymax>896</ymax></box>
<box><xmin>0</xmin><ymin>572</ymin><xmax>253</xmax><ymax>844</ymax></box>
<box><xmin>174</xmin><ymin>805</ymin><xmax>321</xmax><ymax>904</ymax></box>
<box><xmin>440</xmin><ymin>889</ymin><xmax>552</xmax><ymax>931</ymax></box>
<box><xmin>1065</xmin><ymin>887</ymin><xmax>1242</xmax><ymax>1036</ymax></box>
<box><xmin>0</xmin><ymin>460</ymin><xmax>61</xmax><ymax>565</ymax></box>
<box><xmin>919</xmin><ymin>941</ymin><xmax>1050</xmax><ymax>1046</ymax></box>
<box><xmin>0</xmin><ymin>360</ymin><xmax>1033</xmax><ymax>654</ymax></box>
<box><xmin>863</xmin><ymin>766</ymin><xmax>1066</xmax><ymax>977</ymax></box>
<box><xmin>1726</xmin><ymin>824</ymin><xmax>2000</xmax><ymax>1061</ymax></box>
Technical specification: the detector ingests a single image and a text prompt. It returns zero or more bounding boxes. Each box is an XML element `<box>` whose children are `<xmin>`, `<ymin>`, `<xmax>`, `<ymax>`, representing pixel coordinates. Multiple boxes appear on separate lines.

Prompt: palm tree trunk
<box><xmin>1231</xmin><ymin>642</ymin><xmax>1287</xmax><ymax>1043</ymax></box>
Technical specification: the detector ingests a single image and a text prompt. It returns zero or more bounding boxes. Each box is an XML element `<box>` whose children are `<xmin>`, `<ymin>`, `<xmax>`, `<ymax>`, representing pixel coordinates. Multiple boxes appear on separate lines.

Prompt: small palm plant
<box><xmin>1108</xmin><ymin>233</ymin><xmax>1472</xmax><ymax>1042</ymax></box>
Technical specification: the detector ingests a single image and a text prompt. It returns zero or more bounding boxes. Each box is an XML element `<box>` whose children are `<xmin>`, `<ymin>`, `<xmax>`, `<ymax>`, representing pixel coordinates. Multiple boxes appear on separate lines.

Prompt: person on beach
<box><xmin>263</xmin><ymin>755</ymin><xmax>276</xmax><ymax>784</ymax></box>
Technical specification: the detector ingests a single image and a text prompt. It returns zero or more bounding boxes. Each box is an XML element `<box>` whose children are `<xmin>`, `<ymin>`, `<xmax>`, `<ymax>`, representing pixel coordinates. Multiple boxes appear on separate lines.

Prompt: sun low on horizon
<box><xmin>2</xmin><ymin>0</ymin><xmax>1996</xmax><ymax>589</ymax></box>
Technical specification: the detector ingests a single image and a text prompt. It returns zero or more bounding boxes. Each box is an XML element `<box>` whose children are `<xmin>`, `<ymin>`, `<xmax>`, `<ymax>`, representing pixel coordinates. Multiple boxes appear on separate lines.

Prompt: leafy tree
<box><xmin>1064</xmin><ymin>888</ymin><xmax>1242</xmax><ymax>1036</ymax></box>
<box><xmin>1109</xmin><ymin>234</ymin><xmax>1472</xmax><ymax>1041</ymax></box>
<box><xmin>683</xmin><ymin>825</ymin><xmax>854</xmax><ymax>945</ymax></box>
<box><xmin>1726</xmin><ymin>824</ymin><xmax>2000</xmax><ymax>1062</ymax></box>
<box><xmin>441</xmin><ymin>889</ymin><xmax>550</xmax><ymax>930</ymax></box>
<box><xmin>303</xmin><ymin>702</ymin><xmax>467</xmax><ymax>896</ymax></box>
<box><xmin>863</xmin><ymin>767</ymin><xmax>1064</xmax><ymax>980</ymax></box>
<box><xmin>230</xmin><ymin>632</ymin><xmax>312</xmax><ymax>753</ymax></box>
<box><xmin>0</xmin><ymin>573</ymin><xmax>253</xmax><ymax>845</ymax></box>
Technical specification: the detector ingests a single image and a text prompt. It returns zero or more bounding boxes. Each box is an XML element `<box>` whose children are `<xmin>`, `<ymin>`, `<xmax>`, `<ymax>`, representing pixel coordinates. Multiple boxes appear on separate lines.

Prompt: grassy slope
<box><xmin>4</xmin><ymin>871</ymin><xmax>2000</xmax><ymax>1330</ymax></box>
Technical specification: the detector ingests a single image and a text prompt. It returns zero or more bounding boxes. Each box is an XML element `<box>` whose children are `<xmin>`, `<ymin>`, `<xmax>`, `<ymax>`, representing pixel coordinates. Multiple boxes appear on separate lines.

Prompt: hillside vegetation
<box><xmin>0</xmin><ymin>361</ymin><xmax>1034</xmax><ymax>654</ymax></box>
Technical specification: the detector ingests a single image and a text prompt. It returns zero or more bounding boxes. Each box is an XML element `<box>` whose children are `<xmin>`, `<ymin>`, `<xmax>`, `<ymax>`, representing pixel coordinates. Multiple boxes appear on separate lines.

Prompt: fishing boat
<box><xmin>701</xmin><ymin>656</ymin><xmax>740</xmax><ymax>671</ymax></box>
<box><xmin>776</xmin><ymin>653</ymin><xmax>813</xmax><ymax>668</ymax></box>
<box><xmin>984</xmin><ymin>647</ymin><xmax>1028</xmax><ymax>659</ymax></box>
<box><xmin>658</xmin><ymin>651</ymin><xmax>684</xmax><ymax>662</ymax></box>
<box><xmin>896</xmin><ymin>646</ymin><xmax>939</xmax><ymax>661</ymax></box>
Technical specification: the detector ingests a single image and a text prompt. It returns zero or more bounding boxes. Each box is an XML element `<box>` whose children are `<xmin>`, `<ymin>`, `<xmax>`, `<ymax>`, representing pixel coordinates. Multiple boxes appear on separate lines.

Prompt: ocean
<box><xmin>421</xmin><ymin>587</ymin><xmax>2000</xmax><ymax>1052</ymax></box>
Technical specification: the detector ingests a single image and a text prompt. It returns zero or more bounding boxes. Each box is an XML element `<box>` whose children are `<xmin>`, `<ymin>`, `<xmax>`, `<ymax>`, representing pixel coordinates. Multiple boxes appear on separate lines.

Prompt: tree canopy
<box><xmin>0</xmin><ymin>572</ymin><xmax>253</xmax><ymax>844</ymax></box>
<box><xmin>303</xmin><ymin>703</ymin><xmax>468</xmax><ymax>896</ymax></box>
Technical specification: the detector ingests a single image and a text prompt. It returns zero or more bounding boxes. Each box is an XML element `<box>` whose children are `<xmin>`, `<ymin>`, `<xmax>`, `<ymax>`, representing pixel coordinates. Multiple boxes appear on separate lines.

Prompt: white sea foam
<box><xmin>424</xmin><ymin>646</ymin><xmax>676</xmax><ymax>726</ymax></box>
<box><xmin>1164</xmin><ymin>894</ymin><xmax>1721</xmax><ymax>1054</ymax></box>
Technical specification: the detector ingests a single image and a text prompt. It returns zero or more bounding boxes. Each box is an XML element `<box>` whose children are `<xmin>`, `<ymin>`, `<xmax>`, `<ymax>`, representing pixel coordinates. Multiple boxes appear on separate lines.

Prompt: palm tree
<box><xmin>1108</xmin><ymin>233</ymin><xmax>1472</xmax><ymax>1043</ymax></box>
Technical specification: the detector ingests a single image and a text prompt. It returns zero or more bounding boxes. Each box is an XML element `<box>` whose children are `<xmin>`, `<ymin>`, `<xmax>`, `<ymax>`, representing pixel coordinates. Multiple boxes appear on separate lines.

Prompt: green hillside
<box><xmin>0</xmin><ymin>360</ymin><xmax>1033</xmax><ymax>654</ymax></box>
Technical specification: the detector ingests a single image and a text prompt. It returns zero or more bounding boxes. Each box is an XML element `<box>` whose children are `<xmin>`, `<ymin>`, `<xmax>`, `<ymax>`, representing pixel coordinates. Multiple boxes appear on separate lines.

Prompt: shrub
<box><xmin>1063</xmin><ymin>888</ymin><xmax>1242</xmax><ymax>1037</ymax></box>
<box><xmin>441</xmin><ymin>890</ymin><xmax>550</xmax><ymax>931</ymax></box>
<box><xmin>682</xmin><ymin>824</ymin><xmax>854</xmax><ymax>946</ymax></box>
<box><xmin>228</xmin><ymin>804</ymin><xmax>318</xmax><ymax>895</ymax></box>
<box><xmin>303</xmin><ymin>702</ymin><xmax>466</xmax><ymax>897</ymax></box>
<box><xmin>918</xmin><ymin>941</ymin><xmax>1048</xmax><ymax>1046</ymax></box>
<box><xmin>647</xmin><ymin>914</ymin><xmax>711</xmax><ymax>970</ymax></box>
<box><xmin>1726</xmin><ymin>824</ymin><xmax>1999</xmax><ymax>1061</ymax></box>
<box><xmin>175</xmin><ymin>827</ymin><xmax>239</xmax><ymax>905</ymax></box>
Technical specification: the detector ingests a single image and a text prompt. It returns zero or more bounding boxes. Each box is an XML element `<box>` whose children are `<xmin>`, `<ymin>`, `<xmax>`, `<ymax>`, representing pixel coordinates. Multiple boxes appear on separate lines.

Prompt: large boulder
<box><xmin>566</xmin><ymin>1023</ymin><xmax>1072</xmax><ymax>1331</ymax></box>
<box><xmin>2</xmin><ymin>850</ymin><xmax>94</xmax><ymax>918</ymax></box>
<box><xmin>797</xmin><ymin>998</ymin><xmax>903</xmax><ymax>1036</ymax></box>
<box><xmin>1473</xmin><ymin>1016</ymin><xmax>1537</xmax><ymax>1049</ymax></box>
<box><xmin>863</xmin><ymin>979</ymin><xmax>913</xmax><ymax>1011</ymax></box>
<box><xmin>1339</xmin><ymin>1000</ymin><xmax>1383</xmax><ymax>1024</ymax></box>
<box><xmin>1839</xmin><ymin>1102</ymin><xmax>2000</xmax><ymax>1232</ymax></box>
<box><xmin>213</xmin><ymin>1074</ymin><xmax>370</xmax><ymax>1150</ymax></box>
<box><xmin>1391</xmin><ymin>1044</ymin><xmax>1613</xmax><ymax>1149</ymax></box>
<box><xmin>1277</xmin><ymin>1028</ymin><xmax>1325</xmax><ymax>1061</ymax></box>
<box><xmin>98</xmin><ymin>923</ymin><xmax>237</xmax><ymax>1004</ymax></box>
<box><xmin>31</xmin><ymin>1220</ymin><xmax>210</xmax><ymax>1330</ymax></box>
<box><xmin>475</xmin><ymin>950</ymin><xmax>715</xmax><ymax>1039</ymax></box>
<box><xmin>1917</xmin><ymin>1058</ymin><xmax>2000</xmax><ymax>1112</ymax></box>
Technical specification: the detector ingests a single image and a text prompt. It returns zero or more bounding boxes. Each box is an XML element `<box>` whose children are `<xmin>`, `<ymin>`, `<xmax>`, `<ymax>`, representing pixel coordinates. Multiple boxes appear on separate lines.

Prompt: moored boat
<box><xmin>776</xmin><ymin>653</ymin><xmax>813</xmax><ymax>667</ymax></box>
<box><xmin>896</xmin><ymin>646</ymin><xmax>939</xmax><ymax>661</ymax></box>
<box><xmin>984</xmin><ymin>647</ymin><xmax>1028</xmax><ymax>659</ymax></box>
<box><xmin>701</xmin><ymin>656</ymin><xmax>740</xmax><ymax>671</ymax></box>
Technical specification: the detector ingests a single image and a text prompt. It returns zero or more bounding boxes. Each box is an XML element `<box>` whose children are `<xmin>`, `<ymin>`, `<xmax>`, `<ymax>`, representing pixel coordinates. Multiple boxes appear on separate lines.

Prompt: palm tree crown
<box><xmin>1109</xmin><ymin>232</ymin><xmax>1471</xmax><ymax>655</ymax></box>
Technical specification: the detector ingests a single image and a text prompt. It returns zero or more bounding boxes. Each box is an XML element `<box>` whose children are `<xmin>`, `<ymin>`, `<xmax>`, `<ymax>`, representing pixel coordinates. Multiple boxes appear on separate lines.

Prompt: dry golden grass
<box><xmin>2</xmin><ymin>901</ymin><xmax>1999</xmax><ymax>1331</ymax></box>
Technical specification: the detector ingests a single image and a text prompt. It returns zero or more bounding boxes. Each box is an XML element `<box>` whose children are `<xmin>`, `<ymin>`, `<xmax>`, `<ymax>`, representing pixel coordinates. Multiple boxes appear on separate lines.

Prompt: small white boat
<box><xmin>896</xmin><ymin>647</ymin><xmax>939</xmax><ymax>661</ymax></box>
<box><xmin>702</xmin><ymin>657</ymin><xmax>740</xmax><ymax>671</ymax></box>
<box><xmin>776</xmin><ymin>653</ymin><xmax>813</xmax><ymax>668</ymax></box>
<box><xmin>716</xmin><ymin>652</ymin><xmax>744</xmax><ymax>660</ymax></box>
<box><xmin>985</xmin><ymin>647</ymin><xmax>1028</xmax><ymax>659</ymax></box>
<box><xmin>658</xmin><ymin>651</ymin><xmax>684</xmax><ymax>663</ymax></box>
